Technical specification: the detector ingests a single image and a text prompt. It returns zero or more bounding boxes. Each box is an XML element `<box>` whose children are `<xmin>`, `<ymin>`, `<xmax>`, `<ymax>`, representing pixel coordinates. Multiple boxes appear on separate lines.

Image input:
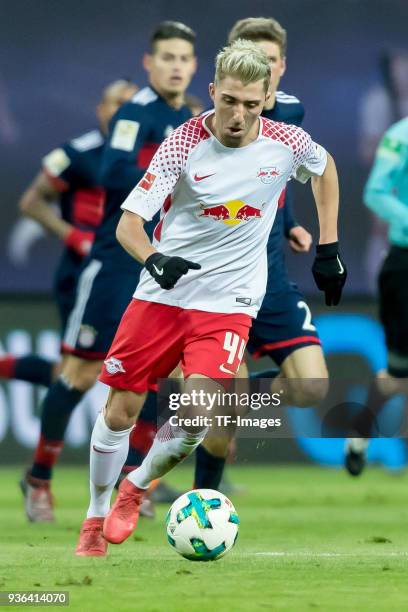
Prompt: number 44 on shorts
<box><xmin>219</xmin><ymin>331</ymin><xmax>246</xmax><ymax>375</ymax></box>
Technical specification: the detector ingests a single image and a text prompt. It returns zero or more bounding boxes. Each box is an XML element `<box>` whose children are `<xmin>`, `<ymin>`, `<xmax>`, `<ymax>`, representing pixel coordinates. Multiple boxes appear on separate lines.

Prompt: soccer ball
<box><xmin>165</xmin><ymin>488</ymin><xmax>239</xmax><ymax>561</ymax></box>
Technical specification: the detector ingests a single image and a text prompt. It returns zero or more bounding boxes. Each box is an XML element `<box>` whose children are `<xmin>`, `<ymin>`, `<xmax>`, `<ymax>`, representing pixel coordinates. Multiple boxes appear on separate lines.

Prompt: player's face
<box><xmin>97</xmin><ymin>84</ymin><xmax>138</xmax><ymax>134</ymax></box>
<box><xmin>144</xmin><ymin>38</ymin><xmax>197</xmax><ymax>98</ymax></box>
<box><xmin>209</xmin><ymin>77</ymin><xmax>267</xmax><ymax>147</ymax></box>
<box><xmin>254</xmin><ymin>40</ymin><xmax>286</xmax><ymax>95</ymax></box>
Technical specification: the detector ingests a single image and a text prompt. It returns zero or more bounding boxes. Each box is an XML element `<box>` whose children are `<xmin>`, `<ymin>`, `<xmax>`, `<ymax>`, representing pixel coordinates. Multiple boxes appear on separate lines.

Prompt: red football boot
<box><xmin>103</xmin><ymin>479</ymin><xmax>146</xmax><ymax>544</ymax></box>
<box><xmin>76</xmin><ymin>517</ymin><xmax>107</xmax><ymax>557</ymax></box>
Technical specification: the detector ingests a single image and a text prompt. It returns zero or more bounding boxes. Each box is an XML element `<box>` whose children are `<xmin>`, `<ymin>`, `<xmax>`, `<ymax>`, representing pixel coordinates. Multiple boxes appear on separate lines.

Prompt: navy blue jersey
<box><xmin>42</xmin><ymin>129</ymin><xmax>106</xmax><ymax>232</ymax></box>
<box><xmin>42</xmin><ymin>129</ymin><xmax>106</xmax><ymax>329</ymax></box>
<box><xmin>262</xmin><ymin>90</ymin><xmax>305</xmax><ymax>297</ymax></box>
<box><xmin>93</xmin><ymin>86</ymin><xmax>192</xmax><ymax>269</ymax></box>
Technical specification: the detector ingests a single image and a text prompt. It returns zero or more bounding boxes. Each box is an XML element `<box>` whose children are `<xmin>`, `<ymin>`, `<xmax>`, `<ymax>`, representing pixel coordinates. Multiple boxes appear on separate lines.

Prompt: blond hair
<box><xmin>228</xmin><ymin>17</ymin><xmax>287</xmax><ymax>56</ymax></box>
<box><xmin>215</xmin><ymin>40</ymin><xmax>271</xmax><ymax>93</ymax></box>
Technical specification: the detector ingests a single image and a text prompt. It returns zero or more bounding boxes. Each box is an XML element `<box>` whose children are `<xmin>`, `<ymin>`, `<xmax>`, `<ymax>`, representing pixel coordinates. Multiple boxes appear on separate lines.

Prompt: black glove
<box><xmin>145</xmin><ymin>252</ymin><xmax>201</xmax><ymax>290</ymax></box>
<box><xmin>312</xmin><ymin>242</ymin><xmax>347</xmax><ymax>306</ymax></box>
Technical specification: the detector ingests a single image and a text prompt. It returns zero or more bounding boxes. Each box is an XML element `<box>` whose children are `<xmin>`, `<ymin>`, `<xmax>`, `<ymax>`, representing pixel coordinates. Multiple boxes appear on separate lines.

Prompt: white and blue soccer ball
<box><xmin>165</xmin><ymin>489</ymin><xmax>239</xmax><ymax>561</ymax></box>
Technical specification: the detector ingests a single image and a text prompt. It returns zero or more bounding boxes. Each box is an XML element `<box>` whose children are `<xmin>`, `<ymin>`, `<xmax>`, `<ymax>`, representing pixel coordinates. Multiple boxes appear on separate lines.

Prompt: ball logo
<box><xmin>257</xmin><ymin>166</ymin><xmax>280</xmax><ymax>184</ymax></box>
<box><xmin>198</xmin><ymin>200</ymin><xmax>263</xmax><ymax>226</ymax></box>
<box><xmin>104</xmin><ymin>357</ymin><xmax>126</xmax><ymax>375</ymax></box>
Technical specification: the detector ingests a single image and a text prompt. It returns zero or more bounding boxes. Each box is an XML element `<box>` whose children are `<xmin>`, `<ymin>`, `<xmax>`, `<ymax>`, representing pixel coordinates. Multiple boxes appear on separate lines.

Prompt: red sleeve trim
<box><xmin>42</xmin><ymin>168</ymin><xmax>70</xmax><ymax>192</ymax></box>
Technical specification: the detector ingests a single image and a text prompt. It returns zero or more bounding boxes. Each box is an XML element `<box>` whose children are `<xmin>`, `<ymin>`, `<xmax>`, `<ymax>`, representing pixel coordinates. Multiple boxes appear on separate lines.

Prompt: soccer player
<box><xmin>345</xmin><ymin>116</ymin><xmax>408</xmax><ymax>475</ymax></box>
<box><xmin>0</xmin><ymin>80</ymin><xmax>137</xmax><ymax>389</ymax></box>
<box><xmin>194</xmin><ymin>17</ymin><xmax>332</xmax><ymax>489</ymax></box>
<box><xmin>75</xmin><ymin>39</ymin><xmax>346</xmax><ymax>556</ymax></box>
<box><xmin>19</xmin><ymin>21</ymin><xmax>197</xmax><ymax>522</ymax></box>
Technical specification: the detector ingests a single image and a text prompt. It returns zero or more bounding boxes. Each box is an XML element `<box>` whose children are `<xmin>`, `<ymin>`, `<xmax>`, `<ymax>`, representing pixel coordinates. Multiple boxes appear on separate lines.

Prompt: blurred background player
<box><xmin>0</xmin><ymin>80</ymin><xmax>137</xmax><ymax>391</ymax></box>
<box><xmin>194</xmin><ymin>17</ymin><xmax>333</xmax><ymax>491</ymax></box>
<box><xmin>345</xmin><ymin>116</ymin><xmax>408</xmax><ymax>475</ymax></box>
<box><xmin>359</xmin><ymin>49</ymin><xmax>408</xmax><ymax>292</ymax></box>
<box><xmin>16</xmin><ymin>21</ymin><xmax>197</xmax><ymax>523</ymax></box>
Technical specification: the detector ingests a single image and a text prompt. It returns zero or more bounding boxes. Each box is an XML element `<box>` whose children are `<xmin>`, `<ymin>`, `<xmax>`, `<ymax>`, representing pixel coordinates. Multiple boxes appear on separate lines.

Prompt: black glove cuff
<box><xmin>145</xmin><ymin>252</ymin><xmax>164</xmax><ymax>268</ymax></box>
<box><xmin>316</xmin><ymin>242</ymin><xmax>339</xmax><ymax>257</ymax></box>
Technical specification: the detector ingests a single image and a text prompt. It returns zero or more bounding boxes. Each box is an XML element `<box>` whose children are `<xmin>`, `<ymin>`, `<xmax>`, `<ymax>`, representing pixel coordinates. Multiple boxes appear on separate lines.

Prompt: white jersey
<box><xmin>121</xmin><ymin>112</ymin><xmax>327</xmax><ymax>317</ymax></box>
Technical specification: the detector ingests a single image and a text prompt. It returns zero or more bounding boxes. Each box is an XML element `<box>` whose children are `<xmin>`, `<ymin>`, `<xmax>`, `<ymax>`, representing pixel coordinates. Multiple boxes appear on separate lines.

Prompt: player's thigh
<box><xmin>248</xmin><ymin>287</ymin><xmax>321</xmax><ymax>366</ymax></box>
<box><xmin>62</xmin><ymin>353</ymin><xmax>103</xmax><ymax>391</ymax></box>
<box><xmin>104</xmin><ymin>387</ymin><xmax>147</xmax><ymax>430</ymax></box>
<box><xmin>275</xmin><ymin>345</ymin><xmax>329</xmax><ymax>405</ymax></box>
<box><xmin>280</xmin><ymin>344</ymin><xmax>328</xmax><ymax>379</ymax></box>
<box><xmin>100</xmin><ymin>300</ymin><xmax>185</xmax><ymax>394</ymax></box>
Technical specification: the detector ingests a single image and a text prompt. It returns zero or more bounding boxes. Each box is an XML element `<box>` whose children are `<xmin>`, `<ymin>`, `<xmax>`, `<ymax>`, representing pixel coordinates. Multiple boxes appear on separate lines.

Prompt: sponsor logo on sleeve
<box><xmin>138</xmin><ymin>171</ymin><xmax>157</xmax><ymax>192</ymax></box>
<box><xmin>42</xmin><ymin>148</ymin><xmax>71</xmax><ymax>176</ymax></box>
<box><xmin>111</xmin><ymin>120</ymin><xmax>140</xmax><ymax>152</ymax></box>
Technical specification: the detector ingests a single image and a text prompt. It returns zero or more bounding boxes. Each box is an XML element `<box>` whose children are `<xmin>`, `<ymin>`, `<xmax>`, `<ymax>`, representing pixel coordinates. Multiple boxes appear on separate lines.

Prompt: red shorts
<box><xmin>99</xmin><ymin>299</ymin><xmax>251</xmax><ymax>393</ymax></box>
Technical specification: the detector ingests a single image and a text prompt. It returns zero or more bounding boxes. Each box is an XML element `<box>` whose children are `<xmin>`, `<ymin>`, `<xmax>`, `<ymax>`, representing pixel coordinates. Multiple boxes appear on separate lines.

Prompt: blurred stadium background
<box><xmin>1</xmin><ymin>0</ymin><xmax>408</xmax><ymax>469</ymax></box>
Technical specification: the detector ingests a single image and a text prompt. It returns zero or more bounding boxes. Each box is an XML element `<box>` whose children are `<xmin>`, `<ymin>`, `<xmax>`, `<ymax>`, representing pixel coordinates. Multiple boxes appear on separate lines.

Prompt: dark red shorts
<box><xmin>99</xmin><ymin>299</ymin><xmax>251</xmax><ymax>393</ymax></box>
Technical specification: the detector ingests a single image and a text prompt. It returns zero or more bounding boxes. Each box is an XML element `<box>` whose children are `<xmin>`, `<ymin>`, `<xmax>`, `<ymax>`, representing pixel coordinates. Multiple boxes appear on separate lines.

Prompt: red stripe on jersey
<box><xmin>42</xmin><ymin>169</ymin><xmax>69</xmax><ymax>192</ymax></box>
<box><xmin>137</xmin><ymin>143</ymin><xmax>160</xmax><ymax>169</ymax></box>
<box><xmin>252</xmin><ymin>335</ymin><xmax>321</xmax><ymax>358</ymax></box>
<box><xmin>277</xmin><ymin>187</ymin><xmax>287</xmax><ymax>209</ymax></box>
<box><xmin>72</xmin><ymin>188</ymin><xmax>105</xmax><ymax>228</ymax></box>
<box><xmin>153</xmin><ymin>195</ymin><xmax>172</xmax><ymax>241</ymax></box>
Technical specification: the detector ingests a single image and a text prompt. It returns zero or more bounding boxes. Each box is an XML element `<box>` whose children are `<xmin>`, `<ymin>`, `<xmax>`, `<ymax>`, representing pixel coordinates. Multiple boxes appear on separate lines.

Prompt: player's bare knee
<box><xmin>287</xmin><ymin>378</ymin><xmax>329</xmax><ymax>407</ymax></box>
<box><xmin>203</xmin><ymin>436</ymin><xmax>230</xmax><ymax>458</ymax></box>
<box><xmin>104</xmin><ymin>388</ymin><xmax>146</xmax><ymax>431</ymax></box>
<box><xmin>377</xmin><ymin>369</ymin><xmax>407</xmax><ymax>396</ymax></box>
<box><xmin>61</xmin><ymin>356</ymin><xmax>101</xmax><ymax>391</ymax></box>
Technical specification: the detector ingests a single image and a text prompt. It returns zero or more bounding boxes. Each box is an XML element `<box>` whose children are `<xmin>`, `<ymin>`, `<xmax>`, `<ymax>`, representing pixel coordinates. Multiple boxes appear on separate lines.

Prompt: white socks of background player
<box><xmin>346</xmin><ymin>438</ymin><xmax>369</xmax><ymax>454</ymax></box>
<box><xmin>127</xmin><ymin>421</ymin><xmax>207</xmax><ymax>490</ymax></box>
<box><xmin>87</xmin><ymin>412</ymin><xmax>132</xmax><ymax>518</ymax></box>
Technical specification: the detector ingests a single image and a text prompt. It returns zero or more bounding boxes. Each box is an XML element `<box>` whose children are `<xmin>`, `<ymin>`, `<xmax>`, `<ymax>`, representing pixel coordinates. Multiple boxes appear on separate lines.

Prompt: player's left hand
<box><xmin>312</xmin><ymin>242</ymin><xmax>347</xmax><ymax>306</ymax></box>
<box><xmin>288</xmin><ymin>226</ymin><xmax>312</xmax><ymax>253</ymax></box>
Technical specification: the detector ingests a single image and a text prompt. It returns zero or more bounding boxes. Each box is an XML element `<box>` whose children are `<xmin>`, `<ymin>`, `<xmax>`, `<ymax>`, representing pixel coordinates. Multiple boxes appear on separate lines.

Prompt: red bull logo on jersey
<box><xmin>257</xmin><ymin>166</ymin><xmax>280</xmax><ymax>184</ymax></box>
<box><xmin>198</xmin><ymin>200</ymin><xmax>264</xmax><ymax>226</ymax></box>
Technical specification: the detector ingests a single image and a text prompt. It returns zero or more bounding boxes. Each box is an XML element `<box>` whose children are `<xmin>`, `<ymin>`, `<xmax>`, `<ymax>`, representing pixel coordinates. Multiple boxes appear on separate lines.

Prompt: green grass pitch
<box><xmin>1</xmin><ymin>464</ymin><xmax>408</xmax><ymax>611</ymax></box>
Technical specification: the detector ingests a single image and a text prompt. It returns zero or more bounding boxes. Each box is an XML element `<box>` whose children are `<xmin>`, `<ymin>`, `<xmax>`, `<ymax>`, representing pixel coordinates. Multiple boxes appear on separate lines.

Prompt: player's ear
<box><xmin>143</xmin><ymin>53</ymin><xmax>152</xmax><ymax>73</ymax></box>
<box><xmin>209</xmin><ymin>83</ymin><xmax>215</xmax><ymax>102</ymax></box>
<box><xmin>279</xmin><ymin>56</ymin><xmax>287</xmax><ymax>78</ymax></box>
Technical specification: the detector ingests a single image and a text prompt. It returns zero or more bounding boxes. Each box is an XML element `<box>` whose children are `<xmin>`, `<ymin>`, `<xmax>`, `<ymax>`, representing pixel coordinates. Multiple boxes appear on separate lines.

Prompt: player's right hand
<box><xmin>312</xmin><ymin>242</ymin><xmax>347</xmax><ymax>306</ymax></box>
<box><xmin>145</xmin><ymin>252</ymin><xmax>201</xmax><ymax>290</ymax></box>
<box><xmin>64</xmin><ymin>227</ymin><xmax>95</xmax><ymax>257</ymax></box>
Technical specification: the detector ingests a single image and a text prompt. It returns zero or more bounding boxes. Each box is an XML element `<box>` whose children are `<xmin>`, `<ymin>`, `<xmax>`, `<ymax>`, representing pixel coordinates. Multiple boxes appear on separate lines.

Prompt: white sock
<box><xmin>346</xmin><ymin>437</ymin><xmax>369</xmax><ymax>453</ymax></box>
<box><xmin>127</xmin><ymin>421</ymin><xmax>207</xmax><ymax>489</ymax></box>
<box><xmin>87</xmin><ymin>412</ymin><xmax>132</xmax><ymax>518</ymax></box>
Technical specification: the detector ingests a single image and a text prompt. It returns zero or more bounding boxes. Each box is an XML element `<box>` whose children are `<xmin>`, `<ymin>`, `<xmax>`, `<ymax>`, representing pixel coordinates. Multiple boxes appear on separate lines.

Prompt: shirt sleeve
<box><xmin>99</xmin><ymin>101</ymin><xmax>149</xmax><ymax>193</ymax></box>
<box><xmin>120</xmin><ymin>127</ymin><xmax>185</xmax><ymax>221</ymax></box>
<box><xmin>291</xmin><ymin>129</ymin><xmax>328</xmax><ymax>183</ymax></box>
<box><xmin>41</xmin><ymin>144</ymin><xmax>78</xmax><ymax>191</ymax></box>
<box><xmin>364</xmin><ymin>130</ymin><xmax>408</xmax><ymax>227</ymax></box>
